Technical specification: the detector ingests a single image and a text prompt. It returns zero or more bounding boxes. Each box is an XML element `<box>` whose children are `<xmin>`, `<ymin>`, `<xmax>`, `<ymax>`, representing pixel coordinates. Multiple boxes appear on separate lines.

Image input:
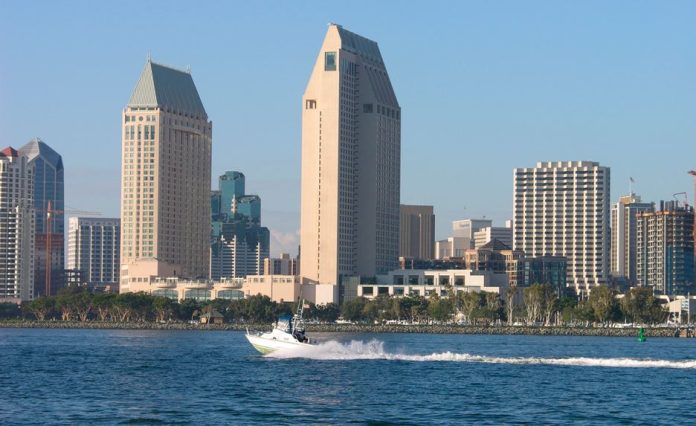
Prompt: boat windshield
<box><xmin>275</xmin><ymin>314</ymin><xmax>293</xmax><ymax>333</ymax></box>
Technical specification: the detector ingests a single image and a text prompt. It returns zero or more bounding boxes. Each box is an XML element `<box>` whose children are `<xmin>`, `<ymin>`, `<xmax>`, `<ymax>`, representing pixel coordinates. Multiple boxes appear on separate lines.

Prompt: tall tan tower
<box><xmin>120</xmin><ymin>59</ymin><xmax>212</xmax><ymax>292</ymax></box>
<box><xmin>300</xmin><ymin>24</ymin><xmax>401</xmax><ymax>286</ymax></box>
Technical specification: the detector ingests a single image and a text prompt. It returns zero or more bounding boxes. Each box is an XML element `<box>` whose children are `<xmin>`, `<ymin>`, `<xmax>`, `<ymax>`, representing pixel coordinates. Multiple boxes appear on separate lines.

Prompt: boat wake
<box><xmin>266</xmin><ymin>339</ymin><xmax>696</xmax><ymax>369</ymax></box>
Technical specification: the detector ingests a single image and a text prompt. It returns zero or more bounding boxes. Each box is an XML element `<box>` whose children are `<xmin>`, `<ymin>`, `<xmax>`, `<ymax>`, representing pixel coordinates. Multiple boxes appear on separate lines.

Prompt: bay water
<box><xmin>1</xmin><ymin>328</ymin><xmax>694</xmax><ymax>424</ymax></box>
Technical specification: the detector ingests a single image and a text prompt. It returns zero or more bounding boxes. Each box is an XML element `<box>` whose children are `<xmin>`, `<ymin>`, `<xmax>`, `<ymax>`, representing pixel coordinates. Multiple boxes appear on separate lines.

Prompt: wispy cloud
<box><xmin>269</xmin><ymin>228</ymin><xmax>299</xmax><ymax>257</ymax></box>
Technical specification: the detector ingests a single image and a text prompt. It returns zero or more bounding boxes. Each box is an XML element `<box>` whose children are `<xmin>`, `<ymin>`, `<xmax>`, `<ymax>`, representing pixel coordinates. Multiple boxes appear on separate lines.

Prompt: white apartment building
<box><xmin>513</xmin><ymin>161</ymin><xmax>610</xmax><ymax>295</ymax></box>
<box><xmin>67</xmin><ymin>217</ymin><xmax>120</xmax><ymax>286</ymax></box>
<box><xmin>0</xmin><ymin>148</ymin><xmax>35</xmax><ymax>302</ymax></box>
<box><xmin>300</xmin><ymin>24</ymin><xmax>401</xmax><ymax>287</ymax></box>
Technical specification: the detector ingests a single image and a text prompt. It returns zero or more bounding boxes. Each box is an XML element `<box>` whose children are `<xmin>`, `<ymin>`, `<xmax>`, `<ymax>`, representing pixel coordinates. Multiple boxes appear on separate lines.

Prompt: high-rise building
<box><xmin>610</xmin><ymin>194</ymin><xmax>654</xmax><ymax>285</ymax></box>
<box><xmin>0</xmin><ymin>147</ymin><xmax>35</xmax><ymax>301</ymax></box>
<box><xmin>210</xmin><ymin>171</ymin><xmax>269</xmax><ymax>279</ymax></box>
<box><xmin>434</xmin><ymin>218</ymin><xmax>492</xmax><ymax>259</ymax></box>
<box><xmin>300</xmin><ymin>24</ymin><xmax>401</xmax><ymax>286</ymax></box>
<box><xmin>399</xmin><ymin>204</ymin><xmax>435</xmax><ymax>260</ymax></box>
<box><xmin>473</xmin><ymin>225</ymin><xmax>513</xmax><ymax>249</ymax></box>
<box><xmin>67</xmin><ymin>217</ymin><xmax>120</xmax><ymax>287</ymax></box>
<box><xmin>513</xmin><ymin>161</ymin><xmax>610</xmax><ymax>295</ymax></box>
<box><xmin>264</xmin><ymin>253</ymin><xmax>298</xmax><ymax>276</ymax></box>
<box><xmin>452</xmin><ymin>219</ymin><xmax>492</xmax><ymax>239</ymax></box>
<box><xmin>636</xmin><ymin>201</ymin><xmax>694</xmax><ymax>295</ymax></box>
<box><xmin>120</xmin><ymin>59</ymin><xmax>212</xmax><ymax>292</ymax></box>
<box><xmin>18</xmin><ymin>138</ymin><xmax>64</xmax><ymax>296</ymax></box>
<box><xmin>450</xmin><ymin>219</ymin><xmax>492</xmax><ymax>251</ymax></box>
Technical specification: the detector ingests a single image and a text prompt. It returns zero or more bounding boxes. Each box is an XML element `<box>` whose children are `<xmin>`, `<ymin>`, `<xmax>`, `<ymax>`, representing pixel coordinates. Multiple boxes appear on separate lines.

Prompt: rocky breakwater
<box><xmin>0</xmin><ymin>320</ymin><xmax>683</xmax><ymax>337</ymax></box>
<box><xmin>305</xmin><ymin>323</ymin><xmax>681</xmax><ymax>337</ymax></box>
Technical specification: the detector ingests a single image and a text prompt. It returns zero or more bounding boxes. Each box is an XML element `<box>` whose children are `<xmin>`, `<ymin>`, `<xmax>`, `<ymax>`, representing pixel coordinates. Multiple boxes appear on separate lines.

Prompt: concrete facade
<box><xmin>513</xmin><ymin>161</ymin><xmax>610</xmax><ymax>295</ymax></box>
<box><xmin>473</xmin><ymin>226</ymin><xmax>512</xmax><ymax>249</ymax></box>
<box><xmin>610</xmin><ymin>194</ymin><xmax>654</xmax><ymax>285</ymax></box>
<box><xmin>435</xmin><ymin>237</ymin><xmax>470</xmax><ymax>259</ymax></box>
<box><xmin>0</xmin><ymin>148</ymin><xmax>35</xmax><ymax>302</ymax></box>
<box><xmin>636</xmin><ymin>201</ymin><xmax>694</xmax><ymax>295</ymax></box>
<box><xmin>263</xmin><ymin>253</ymin><xmax>297</xmax><ymax>276</ymax></box>
<box><xmin>120</xmin><ymin>60</ymin><xmax>212</xmax><ymax>292</ymax></box>
<box><xmin>399</xmin><ymin>204</ymin><xmax>435</xmax><ymax>260</ymax></box>
<box><xmin>357</xmin><ymin>269</ymin><xmax>509</xmax><ymax>299</ymax></box>
<box><xmin>127</xmin><ymin>275</ymin><xmax>336</xmax><ymax>305</ymax></box>
<box><xmin>67</xmin><ymin>217</ymin><xmax>120</xmax><ymax>286</ymax></box>
<box><xmin>300</xmin><ymin>24</ymin><xmax>401</xmax><ymax>287</ymax></box>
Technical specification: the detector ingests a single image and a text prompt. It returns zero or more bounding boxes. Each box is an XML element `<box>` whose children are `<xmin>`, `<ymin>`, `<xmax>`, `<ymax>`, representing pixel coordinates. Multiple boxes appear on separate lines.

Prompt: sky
<box><xmin>1</xmin><ymin>0</ymin><xmax>695</xmax><ymax>256</ymax></box>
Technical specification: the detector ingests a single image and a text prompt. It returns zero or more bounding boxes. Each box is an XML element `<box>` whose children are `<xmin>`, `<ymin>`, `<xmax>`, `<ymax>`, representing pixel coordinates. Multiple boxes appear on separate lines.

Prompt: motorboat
<box><xmin>245</xmin><ymin>301</ymin><xmax>313</xmax><ymax>354</ymax></box>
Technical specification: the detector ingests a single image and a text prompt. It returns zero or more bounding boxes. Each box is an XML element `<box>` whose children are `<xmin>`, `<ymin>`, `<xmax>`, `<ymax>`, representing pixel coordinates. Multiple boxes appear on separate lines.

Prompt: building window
<box><xmin>324</xmin><ymin>52</ymin><xmax>336</xmax><ymax>71</ymax></box>
<box><xmin>363</xmin><ymin>104</ymin><xmax>373</xmax><ymax>113</ymax></box>
<box><xmin>305</xmin><ymin>100</ymin><xmax>317</xmax><ymax>109</ymax></box>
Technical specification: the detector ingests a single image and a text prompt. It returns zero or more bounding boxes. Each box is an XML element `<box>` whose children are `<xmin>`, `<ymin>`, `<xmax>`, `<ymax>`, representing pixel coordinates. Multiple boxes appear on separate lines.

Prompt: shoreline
<box><xmin>0</xmin><ymin>320</ymin><xmax>687</xmax><ymax>337</ymax></box>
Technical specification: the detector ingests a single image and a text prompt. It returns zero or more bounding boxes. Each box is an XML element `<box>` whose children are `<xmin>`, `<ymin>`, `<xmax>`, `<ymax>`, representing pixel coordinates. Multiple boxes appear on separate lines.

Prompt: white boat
<box><xmin>245</xmin><ymin>301</ymin><xmax>314</xmax><ymax>354</ymax></box>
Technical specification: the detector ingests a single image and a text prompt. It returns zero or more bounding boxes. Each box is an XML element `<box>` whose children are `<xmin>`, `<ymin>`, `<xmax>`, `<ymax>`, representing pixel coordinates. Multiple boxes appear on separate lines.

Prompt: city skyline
<box><xmin>2</xmin><ymin>1</ymin><xmax>695</xmax><ymax>256</ymax></box>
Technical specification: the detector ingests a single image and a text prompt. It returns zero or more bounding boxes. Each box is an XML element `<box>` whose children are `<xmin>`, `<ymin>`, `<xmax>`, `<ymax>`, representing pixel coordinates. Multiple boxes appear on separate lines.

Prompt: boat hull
<box><xmin>245</xmin><ymin>332</ymin><xmax>312</xmax><ymax>354</ymax></box>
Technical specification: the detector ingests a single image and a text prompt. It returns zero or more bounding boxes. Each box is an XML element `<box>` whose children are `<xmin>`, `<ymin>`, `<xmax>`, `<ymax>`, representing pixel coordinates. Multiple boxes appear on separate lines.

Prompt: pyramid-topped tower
<box><xmin>120</xmin><ymin>59</ymin><xmax>212</xmax><ymax>292</ymax></box>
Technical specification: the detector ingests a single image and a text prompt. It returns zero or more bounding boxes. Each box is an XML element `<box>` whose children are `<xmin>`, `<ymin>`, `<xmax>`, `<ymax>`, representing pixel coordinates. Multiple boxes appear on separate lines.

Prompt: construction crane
<box><xmin>673</xmin><ymin>192</ymin><xmax>688</xmax><ymax>207</ymax></box>
<box><xmin>45</xmin><ymin>201</ymin><xmax>101</xmax><ymax>296</ymax></box>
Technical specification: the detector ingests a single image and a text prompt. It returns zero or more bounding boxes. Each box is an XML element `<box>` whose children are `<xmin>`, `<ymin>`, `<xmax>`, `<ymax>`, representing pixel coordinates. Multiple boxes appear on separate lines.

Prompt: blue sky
<box><xmin>1</xmin><ymin>0</ymin><xmax>694</xmax><ymax>256</ymax></box>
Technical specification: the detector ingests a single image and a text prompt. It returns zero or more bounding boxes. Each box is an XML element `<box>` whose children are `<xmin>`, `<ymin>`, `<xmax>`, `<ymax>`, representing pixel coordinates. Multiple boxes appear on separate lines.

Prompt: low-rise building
<box><xmin>125</xmin><ymin>274</ymin><xmax>337</xmax><ymax>305</ymax></box>
<box><xmin>463</xmin><ymin>240</ymin><xmax>567</xmax><ymax>292</ymax></box>
<box><xmin>357</xmin><ymin>269</ymin><xmax>509</xmax><ymax>299</ymax></box>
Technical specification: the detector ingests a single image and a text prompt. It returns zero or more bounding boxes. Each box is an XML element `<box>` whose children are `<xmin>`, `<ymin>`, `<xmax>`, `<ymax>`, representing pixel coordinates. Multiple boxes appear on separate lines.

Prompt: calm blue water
<box><xmin>1</xmin><ymin>329</ymin><xmax>694</xmax><ymax>425</ymax></box>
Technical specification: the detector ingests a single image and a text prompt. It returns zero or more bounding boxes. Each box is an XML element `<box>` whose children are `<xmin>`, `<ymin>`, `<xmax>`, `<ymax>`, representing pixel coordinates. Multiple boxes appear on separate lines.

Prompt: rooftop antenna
<box><xmin>629</xmin><ymin>176</ymin><xmax>634</xmax><ymax>196</ymax></box>
<box><xmin>147</xmin><ymin>51</ymin><xmax>151</xmax><ymax>62</ymax></box>
<box><xmin>186</xmin><ymin>65</ymin><xmax>191</xmax><ymax>74</ymax></box>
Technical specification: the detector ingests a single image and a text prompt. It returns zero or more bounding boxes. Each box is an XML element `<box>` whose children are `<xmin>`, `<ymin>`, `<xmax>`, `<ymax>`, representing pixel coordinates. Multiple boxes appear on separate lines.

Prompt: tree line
<box><xmin>340</xmin><ymin>284</ymin><xmax>667</xmax><ymax>325</ymax></box>
<box><xmin>0</xmin><ymin>283</ymin><xmax>668</xmax><ymax>326</ymax></box>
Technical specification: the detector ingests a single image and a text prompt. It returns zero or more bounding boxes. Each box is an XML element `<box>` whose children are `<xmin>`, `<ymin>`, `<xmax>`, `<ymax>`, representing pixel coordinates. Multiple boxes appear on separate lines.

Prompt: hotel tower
<box><xmin>120</xmin><ymin>59</ymin><xmax>212</xmax><ymax>292</ymax></box>
<box><xmin>300</xmin><ymin>24</ymin><xmax>401</xmax><ymax>286</ymax></box>
<box><xmin>513</xmin><ymin>161</ymin><xmax>610</xmax><ymax>296</ymax></box>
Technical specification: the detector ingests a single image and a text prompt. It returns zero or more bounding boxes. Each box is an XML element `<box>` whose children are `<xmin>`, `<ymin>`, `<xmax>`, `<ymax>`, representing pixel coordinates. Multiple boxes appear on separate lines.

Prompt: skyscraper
<box><xmin>636</xmin><ymin>201</ymin><xmax>694</xmax><ymax>295</ymax></box>
<box><xmin>513</xmin><ymin>161</ymin><xmax>610</xmax><ymax>295</ymax></box>
<box><xmin>399</xmin><ymin>205</ymin><xmax>435</xmax><ymax>260</ymax></box>
<box><xmin>210</xmin><ymin>171</ymin><xmax>269</xmax><ymax>279</ymax></box>
<box><xmin>67</xmin><ymin>217</ymin><xmax>120</xmax><ymax>287</ymax></box>
<box><xmin>18</xmin><ymin>138</ymin><xmax>64</xmax><ymax>296</ymax></box>
<box><xmin>120</xmin><ymin>59</ymin><xmax>212</xmax><ymax>292</ymax></box>
<box><xmin>610</xmin><ymin>194</ymin><xmax>654</xmax><ymax>285</ymax></box>
<box><xmin>0</xmin><ymin>147</ymin><xmax>35</xmax><ymax>301</ymax></box>
<box><xmin>300</xmin><ymin>24</ymin><xmax>401</xmax><ymax>286</ymax></box>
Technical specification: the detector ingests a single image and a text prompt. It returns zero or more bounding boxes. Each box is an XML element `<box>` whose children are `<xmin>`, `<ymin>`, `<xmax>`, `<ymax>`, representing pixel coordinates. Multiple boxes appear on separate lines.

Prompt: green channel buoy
<box><xmin>638</xmin><ymin>327</ymin><xmax>646</xmax><ymax>342</ymax></box>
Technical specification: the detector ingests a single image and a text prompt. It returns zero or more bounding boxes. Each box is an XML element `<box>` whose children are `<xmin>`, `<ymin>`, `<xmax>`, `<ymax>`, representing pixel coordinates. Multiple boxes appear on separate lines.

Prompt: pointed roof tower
<box><xmin>18</xmin><ymin>138</ymin><xmax>64</xmax><ymax>170</ymax></box>
<box><xmin>128</xmin><ymin>59</ymin><xmax>207</xmax><ymax>119</ymax></box>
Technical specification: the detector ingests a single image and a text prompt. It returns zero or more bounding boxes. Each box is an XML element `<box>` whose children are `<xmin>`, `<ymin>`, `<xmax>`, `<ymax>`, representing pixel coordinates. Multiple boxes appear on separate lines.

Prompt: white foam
<box><xmin>266</xmin><ymin>339</ymin><xmax>696</xmax><ymax>369</ymax></box>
